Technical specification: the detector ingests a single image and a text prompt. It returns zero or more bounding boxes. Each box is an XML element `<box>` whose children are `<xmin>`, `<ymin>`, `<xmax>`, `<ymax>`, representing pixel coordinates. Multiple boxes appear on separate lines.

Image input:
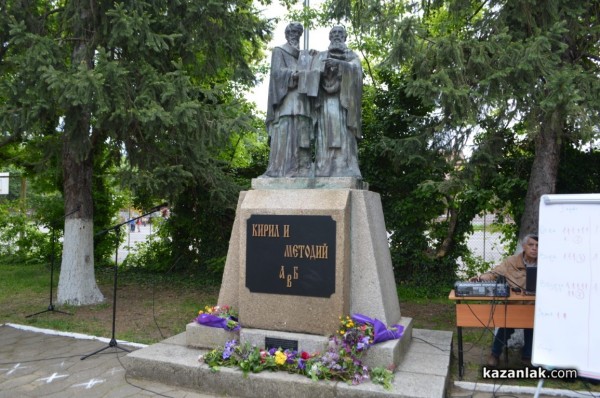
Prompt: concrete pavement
<box><xmin>0</xmin><ymin>323</ymin><xmax>220</xmax><ymax>397</ymax></box>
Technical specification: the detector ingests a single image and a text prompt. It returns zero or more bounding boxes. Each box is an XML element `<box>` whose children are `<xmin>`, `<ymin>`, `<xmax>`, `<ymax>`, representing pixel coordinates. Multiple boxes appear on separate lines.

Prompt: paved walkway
<box><xmin>0</xmin><ymin>323</ymin><xmax>219</xmax><ymax>398</ymax></box>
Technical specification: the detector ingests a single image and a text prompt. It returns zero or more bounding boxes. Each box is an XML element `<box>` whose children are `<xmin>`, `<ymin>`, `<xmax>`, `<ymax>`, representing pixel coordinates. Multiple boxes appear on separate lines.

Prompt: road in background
<box><xmin>117</xmin><ymin>222</ymin><xmax>155</xmax><ymax>263</ymax></box>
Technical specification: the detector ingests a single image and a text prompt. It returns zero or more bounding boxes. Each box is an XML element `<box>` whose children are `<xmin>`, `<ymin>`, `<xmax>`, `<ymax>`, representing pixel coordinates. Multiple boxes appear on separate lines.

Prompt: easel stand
<box><xmin>81</xmin><ymin>204</ymin><xmax>167</xmax><ymax>360</ymax></box>
<box><xmin>26</xmin><ymin>208</ymin><xmax>80</xmax><ymax>318</ymax></box>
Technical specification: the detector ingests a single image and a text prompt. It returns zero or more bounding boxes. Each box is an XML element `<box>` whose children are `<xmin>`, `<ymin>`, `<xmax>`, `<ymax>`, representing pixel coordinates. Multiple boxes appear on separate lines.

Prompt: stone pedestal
<box><xmin>190</xmin><ymin>178</ymin><xmax>405</xmax><ymax>365</ymax></box>
<box><xmin>186</xmin><ymin>322</ymin><xmax>239</xmax><ymax>349</ymax></box>
<box><xmin>218</xmin><ymin>179</ymin><xmax>401</xmax><ymax>331</ymax></box>
<box><xmin>251</xmin><ymin>176</ymin><xmax>368</xmax><ymax>190</ymax></box>
<box><xmin>237</xmin><ymin>189</ymin><xmax>351</xmax><ymax>335</ymax></box>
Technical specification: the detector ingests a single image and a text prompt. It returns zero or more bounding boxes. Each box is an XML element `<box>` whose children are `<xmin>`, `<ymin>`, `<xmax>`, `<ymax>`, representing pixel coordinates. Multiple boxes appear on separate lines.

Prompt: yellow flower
<box><xmin>275</xmin><ymin>350</ymin><xmax>287</xmax><ymax>366</ymax></box>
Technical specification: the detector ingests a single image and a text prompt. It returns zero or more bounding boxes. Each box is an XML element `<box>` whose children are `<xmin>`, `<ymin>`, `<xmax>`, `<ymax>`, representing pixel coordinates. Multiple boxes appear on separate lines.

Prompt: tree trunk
<box><xmin>518</xmin><ymin>110</ymin><xmax>563</xmax><ymax>241</ymax></box>
<box><xmin>57</xmin><ymin>134</ymin><xmax>105</xmax><ymax>305</ymax></box>
<box><xmin>57</xmin><ymin>1</ymin><xmax>104</xmax><ymax>305</ymax></box>
<box><xmin>436</xmin><ymin>196</ymin><xmax>458</xmax><ymax>258</ymax></box>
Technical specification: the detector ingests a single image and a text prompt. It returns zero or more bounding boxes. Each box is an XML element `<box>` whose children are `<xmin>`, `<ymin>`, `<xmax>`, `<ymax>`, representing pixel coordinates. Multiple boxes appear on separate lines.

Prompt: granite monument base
<box><xmin>124</xmin><ymin>327</ymin><xmax>453</xmax><ymax>398</ymax></box>
<box><xmin>218</xmin><ymin>185</ymin><xmax>401</xmax><ymax>337</ymax></box>
<box><xmin>186</xmin><ymin>322</ymin><xmax>239</xmax><ymax>349</ymax></box>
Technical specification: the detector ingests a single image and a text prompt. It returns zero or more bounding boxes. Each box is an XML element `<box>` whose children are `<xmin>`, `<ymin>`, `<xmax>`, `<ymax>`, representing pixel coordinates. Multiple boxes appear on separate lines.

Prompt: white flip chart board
<box><xmin>533</xmin><ymin>194</ymin><xmax>600</xmax><ymax>379</ymax></box>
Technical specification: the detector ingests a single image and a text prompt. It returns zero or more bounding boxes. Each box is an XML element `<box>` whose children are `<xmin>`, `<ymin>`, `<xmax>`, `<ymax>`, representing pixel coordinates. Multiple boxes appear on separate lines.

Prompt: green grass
<box><xmin>462</xmin><ymin>327</ymin><xmax>494</xmax><ymax>345</ymax></box>
<box><xmin>0</xmin><ymin>261</ymin><xmax>220</xmax><ymax>344</ymax></box>
<box><xmin>1</xmin><ymin>261</ymin><xmax>49</xmax><ymax>293</ymax></box>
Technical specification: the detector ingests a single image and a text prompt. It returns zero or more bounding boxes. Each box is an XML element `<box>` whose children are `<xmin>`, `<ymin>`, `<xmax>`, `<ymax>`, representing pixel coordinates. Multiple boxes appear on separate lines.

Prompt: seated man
<box><xmin>470</xmin><ymin>233</ymin><xmax>538</xmax><ymax>367</ymax></box>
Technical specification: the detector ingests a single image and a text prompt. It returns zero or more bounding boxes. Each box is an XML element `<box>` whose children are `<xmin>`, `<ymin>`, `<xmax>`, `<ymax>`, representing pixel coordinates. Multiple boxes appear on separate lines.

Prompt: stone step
<box><xmin>123</xmin><ymin>328</ymin><xmax>453</xmax><ymax>398</ymax></box>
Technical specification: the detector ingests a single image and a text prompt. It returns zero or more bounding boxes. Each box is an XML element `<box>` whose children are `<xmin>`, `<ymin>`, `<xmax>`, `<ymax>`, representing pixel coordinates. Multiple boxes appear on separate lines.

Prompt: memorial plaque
<box><xmin>246</xmin><ymin>214</ymin><xmax>336</xmax><ymax>298</ymax></box>
<box><xmin>265</xmin><ymin>337</ymin><xmax>298</xmax><ymax>352</ymax></box>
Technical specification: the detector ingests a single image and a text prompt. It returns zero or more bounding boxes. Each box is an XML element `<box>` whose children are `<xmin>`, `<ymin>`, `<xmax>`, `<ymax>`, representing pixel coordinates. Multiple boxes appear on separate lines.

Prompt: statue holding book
<box><xmin>262</xmin><ymin>24</ymin><xmax>363</xmax><ymax>179</ymax></box>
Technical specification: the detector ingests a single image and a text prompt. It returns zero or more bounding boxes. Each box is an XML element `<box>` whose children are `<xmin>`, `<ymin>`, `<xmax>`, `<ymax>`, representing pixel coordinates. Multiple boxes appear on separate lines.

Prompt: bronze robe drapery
<box><xmin>263</xmin><ymin>45</ymin><xmax>315</xmax><ymax>177</ymax></box>
<box><xmin>313</xmin><ymin>49</ymin><xmax>363</xmax><ymax>178</ymax></box>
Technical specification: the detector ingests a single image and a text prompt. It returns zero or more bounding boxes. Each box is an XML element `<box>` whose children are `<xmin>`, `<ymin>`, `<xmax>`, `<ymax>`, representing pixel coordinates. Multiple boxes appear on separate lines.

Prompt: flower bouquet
<box><xmin>201</xmin><ymin>313</ymin><xmax>402</xmax><ymax>389</ymax></box>
<box><xmin>349</xmin><ymin>313</ymin><xmax>404</xmax><ymax>344</ymax></box>
<box><xmin>195</xmin><ymin>305</ymin><xmax>240</xmax><ymax>331</ymax></box>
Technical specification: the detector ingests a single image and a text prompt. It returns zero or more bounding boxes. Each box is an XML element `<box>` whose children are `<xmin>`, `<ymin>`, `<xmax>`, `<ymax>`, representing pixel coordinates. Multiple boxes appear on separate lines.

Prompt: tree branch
<box><xmin>358</xmin><ymin>47</ymin><xmax>378</xmax><ymax>89</ymax></box>
<box><xmin>436</xmin><ymin>197</ymin><xmax>459</xmax><ymax>258</ymax></box>
<box><xmin>42</xmin><ymin>7</ymin><xmax>65</xmax><ymax>21</ymax></box>
<box><xmin>466</xmin><ymin>0</ymin><xmax>489</xmax><ymax>25</ymax></box>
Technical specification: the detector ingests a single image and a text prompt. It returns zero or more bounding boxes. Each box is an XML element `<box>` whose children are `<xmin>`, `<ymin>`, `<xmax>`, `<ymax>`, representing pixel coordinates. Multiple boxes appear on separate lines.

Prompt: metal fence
<box><xmin>455</xmin><ymin>213</ymin><xmax>512</xmax><ymax>279</ymax></box>
<box><xmin>468</xmin><ymin>213</ymin><xmax>509</xmax><ymax>264</ymax></box>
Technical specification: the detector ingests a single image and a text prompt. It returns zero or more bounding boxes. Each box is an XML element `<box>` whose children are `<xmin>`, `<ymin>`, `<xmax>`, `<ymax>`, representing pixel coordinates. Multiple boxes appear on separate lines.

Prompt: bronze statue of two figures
<box><xmin>262</xmin><ymin>24</ymin><xmax>363</xmax><ymax>179</ymax></box>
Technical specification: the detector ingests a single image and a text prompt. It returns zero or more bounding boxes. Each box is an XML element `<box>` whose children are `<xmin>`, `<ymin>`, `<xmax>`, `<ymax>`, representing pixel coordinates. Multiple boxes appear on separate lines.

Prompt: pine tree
<box><xmin>0</xmin><ymin>0</ymin><xmax>271</xmax><ymax>304</ymax></box>
<box><xmin>321</xmin><ymin>0</ymin><xmax>600</xmax><ymax>240</ymax></box>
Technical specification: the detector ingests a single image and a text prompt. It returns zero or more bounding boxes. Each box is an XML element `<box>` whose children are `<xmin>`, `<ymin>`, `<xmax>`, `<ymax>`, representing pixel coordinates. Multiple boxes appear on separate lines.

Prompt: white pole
<box><xmin>533</xmin><ymin>378</ymin><xmax>544</xmax><ymax>398</ymax></box>
<box><xmin>304</xmin><ymin>0</ymin><xmax>309</xmax><ymax>50</ymax></box>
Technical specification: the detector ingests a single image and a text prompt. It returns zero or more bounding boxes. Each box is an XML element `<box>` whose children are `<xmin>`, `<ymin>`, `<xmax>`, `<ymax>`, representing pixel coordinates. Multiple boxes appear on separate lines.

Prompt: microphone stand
<box><xmin>26</xmin><ymin>207</ymin><xmax>80</xmax><ymax>318</ymax></box>
<box><xmin>81</xmin><ymin>203</ymin><xmax>167</xmax><ymax>360</ymax></box>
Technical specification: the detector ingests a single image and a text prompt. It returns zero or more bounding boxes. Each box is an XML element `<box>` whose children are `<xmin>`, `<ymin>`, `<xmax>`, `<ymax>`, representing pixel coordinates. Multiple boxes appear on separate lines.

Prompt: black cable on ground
<box><xmin>115</xmin><ymin>349</ymin><xmax>176</xmax><ymax>398</ymax></box>
<box><xmin>151</xmin><ymin>254</ymin><xmax>184</xmax><ymax>340</ymax></box>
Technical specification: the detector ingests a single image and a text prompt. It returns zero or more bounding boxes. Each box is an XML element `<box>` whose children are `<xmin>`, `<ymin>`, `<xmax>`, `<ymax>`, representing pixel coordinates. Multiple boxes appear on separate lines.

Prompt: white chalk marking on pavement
<box><xmin>72</xmin><ymin>378</ymin><xmax>105</xmax><ymax>389</ymax></box>
<box><xmin>5</xmin><ymin>323</ymin><xmax>147</xmax><ymax>348</ymax></box>
<box><xmin>37</xmin><ymin>372</ymin><xmax>68</xmax><ymax>383</ymax></box>
<box><xmin>109</xmin><ymin>367</ymin><xmax>125</xmax><ymax>375</ymax></box>
<box><xmin>4</xmin><ymin>363</ymin><xmax>29</xmax><ymax>375</ymax></box>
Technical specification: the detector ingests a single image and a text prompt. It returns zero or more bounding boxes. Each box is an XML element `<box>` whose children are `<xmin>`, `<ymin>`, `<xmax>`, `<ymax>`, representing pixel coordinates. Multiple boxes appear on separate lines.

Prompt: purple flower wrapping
<box><xmin>351</xmin><ymin>313</ymin><xmax>404</xmax><ymax>344</ymax></box>
<box><xmin>196</xmin><ymin>313</ymin><xmax>240</xmax><ymax>331</ymax></box>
